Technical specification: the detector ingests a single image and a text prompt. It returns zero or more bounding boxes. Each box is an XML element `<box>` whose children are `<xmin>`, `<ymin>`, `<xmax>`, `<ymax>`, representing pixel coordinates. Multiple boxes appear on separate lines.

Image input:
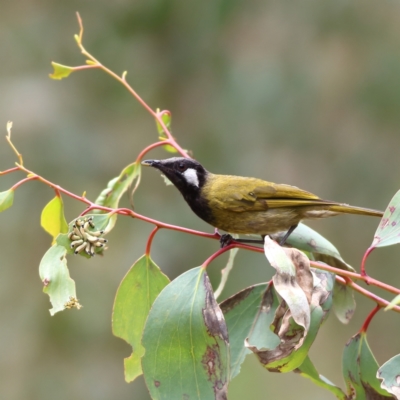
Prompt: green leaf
<box><xmin>0</xmin><ymin>189</ymin><xmax>14</xmax><ymax>212</ymax></box>
<box><xmin>295</xmin><ymin>356</ymin><xmax>347</xmax><ymax>399</ymax></box>
<box><xmin>156</xmin><ymin>109</ymin><xmax>171</xmax><ymax>138</ymax></box>
<box><xmin>343</xmin><ymin>331</ymin><xmax>394</xmax><ymax>399</ymax></box>
<box><xmin>142</xmin><ymin>267</ymin><xmax>229</xmax><ymax>400</ymax></box>
<box><xmin>155</xmin><ymin>109</ymin><xmax>176</xmax><ymax>153</ymax></box>
<box><xmin>245</xmin><ymin>283</ymin><xmax>281</xmax><ymax>352</ymax></box>
<box><xmin>49</xmin><ymin>62</ymin><xmax>75</xmax><ymax>80</ymax></box>
<box><xmin>332</xmin><ymin>280</ymin><xmax>356</xmax><ymax>324</ymax></box>
<box><xmin>41</xmin><ymin>195</ymin><xmax>69</xmax><ymax>244</ymax></box>
<box><xmin>371</xmin><ymin>189</ymin><xmax>400</xmax><ymax>248</ymax></box>
<box><xmin>112</xmin><ymin>255</ymin><xmax>169</xmax><ymax>383</ymax></box>
<box><xmin>220</xmin><ymin>283</ymin><xmax>269</xmax><ymax>379</ymax></box>
<box><xmin>272</xmin><ymin>223</ymin><xmax>355</xmax><ymax>272</ymax></box>
<box><xmin>377</xmin><ymin>354</ymin><xmax>400</xmax><ymax>398</ymax></box>
<box><xmin>38</xmin><ymin>245</ymin><xmax>77</xmax><ymax>316</ymax></box>
<box><xmin>94</xmin><ymin>162</ymin><xmax>141</xmax><ymax>230</ymax></box>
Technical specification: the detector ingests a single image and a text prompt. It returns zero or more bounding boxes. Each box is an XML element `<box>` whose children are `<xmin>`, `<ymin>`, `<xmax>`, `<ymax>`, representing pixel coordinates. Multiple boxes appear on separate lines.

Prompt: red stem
<box><xmin>11</xmin><ymin>176</ymin><xmax>38</xmax><ymax>190</ymax></box>
<box><xmin>360</xmin><ymin>304</ymin><xmax>381</xmax><ymax>333</ymax></box>
<box><xmin>310</xmin><ymin>260</ymin><xmax>400</xmax><ymax>296</ymax></box>
<box><xmin>10</xmin><ymin>165</ymin><xmax>400</xmax><ymax>312</ymax></box>
<box><xmin>0</xmin><ymin>166</ymin><xmax>20</xmax><ymax>176</ymax></box>
<box><xmin>146</xmin><ymin>226</ymin><xmax>159</xmax><ymax>256</ymax></box>
<box><xmin>361</xmin><ymin>246</ymin><xmax>375</xmax><ymax>277</ymax></box>
<box><xmin>135</xmin><ymin>141</ymin><xmax>174</xmax><ymax>163</ymax></box>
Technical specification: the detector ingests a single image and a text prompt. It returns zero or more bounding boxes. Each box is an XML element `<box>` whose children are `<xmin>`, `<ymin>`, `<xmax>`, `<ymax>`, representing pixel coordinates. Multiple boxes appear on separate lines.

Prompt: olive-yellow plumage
<box><xmin>142</xmin><ymin>157</ymin><xmax>383</xmax><ymax>239</ymax></box>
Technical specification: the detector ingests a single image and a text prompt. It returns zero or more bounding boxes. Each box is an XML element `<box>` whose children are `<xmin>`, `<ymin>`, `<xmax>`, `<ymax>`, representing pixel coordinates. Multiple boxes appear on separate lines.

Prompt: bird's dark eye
<box><xmin>177</xmin><ymin>163</ymin><xmax>187</xmax><ymax>172</ymax></box>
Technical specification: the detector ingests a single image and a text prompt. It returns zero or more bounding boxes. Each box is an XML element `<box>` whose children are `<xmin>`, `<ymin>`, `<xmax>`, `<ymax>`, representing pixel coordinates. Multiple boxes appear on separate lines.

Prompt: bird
<box><xmin>141</xmin><ymin>157</ymin><xmax>383</xmax><ymax>244</ymax></box>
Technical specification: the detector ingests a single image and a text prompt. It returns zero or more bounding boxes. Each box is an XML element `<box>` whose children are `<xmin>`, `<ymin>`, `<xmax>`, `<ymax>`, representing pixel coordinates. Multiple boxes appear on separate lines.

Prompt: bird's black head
<box><xmin>141</xmin><ymin>157</ymin><xmax>208</xmax><ymax>195</ymax></box>
<box><xmin>142</xmin><ymin>157</ymin><xmax>214</xmax><ymax>225</ymax></box>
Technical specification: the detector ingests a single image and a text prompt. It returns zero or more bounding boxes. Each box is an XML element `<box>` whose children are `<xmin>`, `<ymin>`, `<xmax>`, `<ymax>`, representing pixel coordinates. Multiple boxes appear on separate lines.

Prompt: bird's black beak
<box><xmin>141</xmin><ymin>159</ymin><xmax>160</xmax><ymax>168</ymax></box>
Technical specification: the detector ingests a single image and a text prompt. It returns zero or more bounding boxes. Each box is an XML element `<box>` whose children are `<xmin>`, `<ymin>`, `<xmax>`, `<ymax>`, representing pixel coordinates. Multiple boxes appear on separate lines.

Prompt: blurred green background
<box><xmin>1</xmin><ymin>1</ymin><xmax>400</xmax><ymax>399</ymax></box>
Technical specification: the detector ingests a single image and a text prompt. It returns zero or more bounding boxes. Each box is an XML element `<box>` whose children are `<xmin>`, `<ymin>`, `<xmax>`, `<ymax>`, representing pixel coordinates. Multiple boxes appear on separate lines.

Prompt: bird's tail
<box><xmin>328</xmin><ymin>203</ymin><xmax>383</xmax><ymax>217</ymax></box>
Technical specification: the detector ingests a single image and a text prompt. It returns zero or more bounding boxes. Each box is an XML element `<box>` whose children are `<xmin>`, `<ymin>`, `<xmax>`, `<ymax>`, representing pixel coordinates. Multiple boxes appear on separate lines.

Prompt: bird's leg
<box><xmin>219</xmin><ymin>233</ymin><xmax>234</xmax><ymax>247</ymax></box>
<box><xmin>279</xmin><ymin>224</ymin><xmax>298</xmax><ymax>246</ymax></box>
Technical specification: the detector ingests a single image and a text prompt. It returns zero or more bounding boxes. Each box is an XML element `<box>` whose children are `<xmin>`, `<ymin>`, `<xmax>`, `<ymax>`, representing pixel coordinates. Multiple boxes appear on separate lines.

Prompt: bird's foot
<box><xmin>219</xmin><ymin>234</ymin><xmax>234</xmax><ymax>248</ymax></box>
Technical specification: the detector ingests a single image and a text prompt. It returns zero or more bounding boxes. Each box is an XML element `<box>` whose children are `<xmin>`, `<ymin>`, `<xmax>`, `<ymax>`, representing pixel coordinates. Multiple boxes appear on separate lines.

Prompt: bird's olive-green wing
<box><xmin>206</xmin><ymin>175</ymin><xmax>337</xmax><ymax>212</ymax></box>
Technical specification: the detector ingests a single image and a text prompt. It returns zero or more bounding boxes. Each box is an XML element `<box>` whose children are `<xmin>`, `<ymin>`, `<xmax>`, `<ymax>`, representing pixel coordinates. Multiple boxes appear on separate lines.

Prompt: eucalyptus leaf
<box><xmin>371</xmin><ymin>189</ymin><xmax>400</xmax><ymax>248</ymax></box>
<box><xmin>220</xmin><ymin>283</ymin><xmax>268</xmax><ymax>379</ymax></box>
<box><xmin>378</xmin><ymin>354</ymin><xmax>400</xmax><ymax>398</ymax></box>
<box><xmin>41</xmin><ymin>195</ymin><xmax>69</xmax><ymax>244</ymax></box>
<box><xmin>343</xmin><ymin>331</ymin><xmax>394</xmax><ymax>399</ymax></box>
<box><xmin>142</xmin><ymin>267</ymin><xmax>229</xmax><ymax>400</ymax></box>
<box><xmin>0</xmin><ymin>189</ymin><xmax>14</xmax><ymax>212</ymax></box>
<box><xmin>112</xmin><ymin>255</ymin><xmax>169</xmax><ymax>383</ymax></box>
<box><xmin>38</xmin><ymin>245</ymin><xmax>77</xmax><ymax>316</ymax></box>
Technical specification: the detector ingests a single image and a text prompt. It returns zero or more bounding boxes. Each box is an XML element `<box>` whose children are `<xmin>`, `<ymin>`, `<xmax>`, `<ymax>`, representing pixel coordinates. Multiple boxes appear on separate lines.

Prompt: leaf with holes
<box><xmin>112</xmin><ymin>255</ymin><xmax>169</xmax><ymax>383</ymax></box>
<box><xmin>142</xmin><ymin>267</ymin><xmax>229</xmax><ymax>399</ymax></box>
<box><xmin>39</xmin><ymin>245</ymin><xmax>77</xmax><ymax>316</ymax></box>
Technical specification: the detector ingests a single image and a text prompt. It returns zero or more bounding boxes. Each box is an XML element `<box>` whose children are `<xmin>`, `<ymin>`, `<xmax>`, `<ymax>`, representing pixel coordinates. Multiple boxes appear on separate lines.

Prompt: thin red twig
<box><xmin>0</xmin><ymin>166</ymin><xmax>20</xmax><ymax>176</ymax></box>
<box><xmin>360</xmin><ymin>304</ymin><xmax>381</xmax><ymax>333</ymax></box>
<box><xmin>146</xmin><ymin>226</ymin><xmax>159</xmax><ymax>256</ymax></box>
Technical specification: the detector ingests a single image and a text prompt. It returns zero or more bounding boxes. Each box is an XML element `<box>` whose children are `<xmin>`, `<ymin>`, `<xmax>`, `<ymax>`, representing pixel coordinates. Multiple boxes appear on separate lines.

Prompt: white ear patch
<box><xmin>182</xmin><ymin>168</ymin><xmax>199</xmax><ymax>187</ymax></box>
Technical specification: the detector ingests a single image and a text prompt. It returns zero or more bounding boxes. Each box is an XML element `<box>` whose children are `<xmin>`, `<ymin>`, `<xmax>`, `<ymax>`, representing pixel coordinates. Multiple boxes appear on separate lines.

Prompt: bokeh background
<box><xmin>1</xmin><ymin>1</ymin><xmax>400</xmax><ymax>399</ymax></box>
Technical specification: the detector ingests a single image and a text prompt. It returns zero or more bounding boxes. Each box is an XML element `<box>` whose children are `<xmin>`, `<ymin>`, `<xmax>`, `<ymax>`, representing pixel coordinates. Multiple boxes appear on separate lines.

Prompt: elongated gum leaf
<box><xmin>112</xmin><ymin>255</ymin><xmax>169</xmax><ymax>383</ymax></box>
<box><xmin>39</xmin><ymin>245</ymin><xmax>77</xmax><ymax>316</ymax></box>
<box><xmin>378</xmin><ymin>354</ymin><xmax>400</xmax><ymax>398</ymax></box>
<box><xmin>220</xmin><ymin>283</ymin><xmax>269</xmax><ymax>379</ymax></box>
<box><xmin>49</xmin><ymin>62</ymin><xmax>75</xmax><ymax>80</ymax></box>
<box><xmin>371</xmin><ymin>189</ymin><xmax>400</xmax><ymax>248</ymax></box>
<box><xmin>295</xmin><ymin>356</ymin><xmax>347</xmax><ymax>399</ymax></box>
<box><xmin>333</xmin><ymin>281</ymin><xmax>356</xmax><ymax>324</ymax></box>
<box><xmin>41</xmin><ymin>195</ymin><xmax>69</xmax><ymax>244</ymax></box>
<box><xmin>0</xmin><ymin>189</ymin><xmax>14</xmax><ymax>212</ymax></box>
<box><xmin>142</xmin><ymin>267</ymin><xmax>229</xmax><ymax>400</ymax></box>
<box><xmin>343</xmin><ymin>331</ymin><xmax>394</xmax><ymax>399</ymax></box>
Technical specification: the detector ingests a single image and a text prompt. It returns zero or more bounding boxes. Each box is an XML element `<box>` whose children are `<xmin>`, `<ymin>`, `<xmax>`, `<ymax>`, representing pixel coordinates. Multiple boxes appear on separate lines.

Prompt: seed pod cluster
<box><xmin>64</xmin><ymin>296</ymin><xmax>82</xmax><ymax>310</ymax></box>
<box><xmin>68</xmin><ymin>216</ymin><xmax>108</xmax><ymax>257</ymax></box>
